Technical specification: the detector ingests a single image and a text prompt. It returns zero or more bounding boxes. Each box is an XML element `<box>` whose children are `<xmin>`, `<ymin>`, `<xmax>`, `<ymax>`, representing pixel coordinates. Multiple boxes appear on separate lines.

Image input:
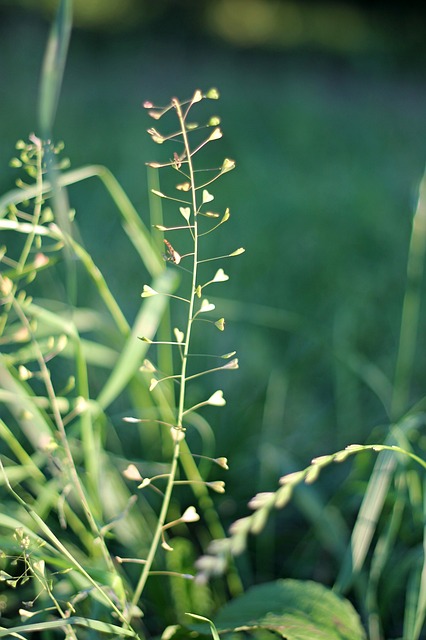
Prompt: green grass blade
<box><xmin>335</xmin><ymin>173</ymin><xmax>426</xmax><ymax>595</ymax></box>
<box><xmin>392</xmin><ymin>170</ymin><xmax>426</xmax><ymax>418</ymax></box>
<box><xmin>186</xmin><ymin>614</ymin><xmax>221</xmax><ymax>640</ymax></box>
<box><xmin>0</xmin><ymin>358</ymin><xmax>53</xmax><ymax>447</ymax></box>
<box><xmin>412</xmin><ymin>478</ymin><xmax>426</xmax><ymax>639</ymax></box>
<box><xmin>37</xmin><ymin>0</ymin><xmax>72</xmax><ymax>137</ymax></box>
<box><xmin>0</xmin><ymin>616</ymin><xmax>138</xmax><ymax>638</ymax></box>
<box><xmin>0</xmin><ymin>165</ymin><xmax>163</xmax><ymax>277</ymax></box>
<box><xmin>96</xmin><ymin>269</ymin><xmax>178</xmax><ymax>412</ymax></box>
<box><xmin>68</xmin><ymin>235</ymin><xmax>130</xmax><ymax>335</ymax></box>
<box><xmin>0</xmin><ymin>418</ymin><xmax>45</xmax><ymax>482</ymax></box>
<box><xmin>1</xmin><ymin>462</ymin><xmax>130</xmax><ymax>626</ymax></box>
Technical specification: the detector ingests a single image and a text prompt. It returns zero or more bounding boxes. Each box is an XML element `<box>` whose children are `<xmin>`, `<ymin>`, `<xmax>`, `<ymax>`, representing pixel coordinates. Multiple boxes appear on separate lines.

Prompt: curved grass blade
<box><xmin>0</xmin><ymin>616</ymin><xmax>138</xmax><ymax>638</ymax></box>
<box><xmin>96</xmin><ymin>269</ymin><xmax>179</xmax><ymax>412</ymax></box>
<box><xmin>0</xmin><ymin>165</ymin><xmax>163</xmax><ymax>277</ymax></box>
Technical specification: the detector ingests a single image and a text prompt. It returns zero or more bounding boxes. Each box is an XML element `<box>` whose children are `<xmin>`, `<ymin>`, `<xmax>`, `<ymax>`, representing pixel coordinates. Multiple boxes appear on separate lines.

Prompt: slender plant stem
<box><xmin>129</xmin><ymin>96</ymin><xmax>200</xmax><ymax>618</ymax></box>
<box><xmin>10</xmin><ymin>301</ymin><xmax>118</xmax><ymax>572</ymax></box>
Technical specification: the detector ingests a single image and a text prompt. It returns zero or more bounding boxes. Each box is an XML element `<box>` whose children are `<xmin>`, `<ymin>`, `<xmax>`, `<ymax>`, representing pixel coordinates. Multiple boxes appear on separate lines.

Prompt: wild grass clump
<box><xmin>1</xmin><ymin>2</ymin><xmax>426</xmax><ymax>640</ymax></box>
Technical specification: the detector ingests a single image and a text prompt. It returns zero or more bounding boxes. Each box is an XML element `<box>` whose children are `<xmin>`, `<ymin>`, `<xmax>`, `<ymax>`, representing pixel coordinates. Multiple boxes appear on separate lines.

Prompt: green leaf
<box><xmin>0</xmin><ymin>164</ymin><xmax>164</xmax><ymax>278</ymax></box>
<box><xmin>0</xmin><ymin>616</ymin><xmax>137</xmax><ymax>638</ymax></box>
<box><xmin>97</xmin><ymin>270</ymin><xmax>179</xmax><ymax>411</ymax></box>
<box><xmin>214</xmin><ymin>579</ymin><xmax>366</xmax><ymax>640</ymax></box>
<box><xmin>38</xmin><ymin>0</ymin><xmax>72</xmax><ymax>137</ymax></box>
<box><xmin>186</xmin><ymin>614</ymin><xmax>220</xmax><ymax>640</ymax></box>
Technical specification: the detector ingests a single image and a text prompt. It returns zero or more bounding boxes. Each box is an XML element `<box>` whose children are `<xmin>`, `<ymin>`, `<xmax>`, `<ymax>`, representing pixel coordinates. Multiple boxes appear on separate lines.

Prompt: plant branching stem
<box><xmin>129</xmin><ymin>97</ymin><xmax>200</xmax><ymax>618</ymax></box>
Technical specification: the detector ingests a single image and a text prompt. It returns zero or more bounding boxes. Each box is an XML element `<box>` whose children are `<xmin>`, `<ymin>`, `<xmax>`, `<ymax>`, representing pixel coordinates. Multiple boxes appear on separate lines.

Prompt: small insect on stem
<box><xmin>163</xmin><ymin>239</ymin><xmax>181</xmax><ymax>265</ymax></box>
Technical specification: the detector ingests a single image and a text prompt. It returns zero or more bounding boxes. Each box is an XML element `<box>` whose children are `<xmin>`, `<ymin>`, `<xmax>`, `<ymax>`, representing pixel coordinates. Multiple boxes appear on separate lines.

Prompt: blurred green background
<box><xmin>1</xmin><ymin>0</ymin><xmax>426</xmax><ymax>585</ymax></box>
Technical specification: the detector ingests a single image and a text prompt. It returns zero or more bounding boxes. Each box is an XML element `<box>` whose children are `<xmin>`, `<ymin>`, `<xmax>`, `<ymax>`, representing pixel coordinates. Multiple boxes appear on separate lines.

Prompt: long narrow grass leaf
<box><xmin>0</xmin><ymin>463</ymin><xmax>130</xmax><ymax>627</ymax></box>
<box><xmin>0</xmin><ymin>358</ymin><xmax>53</xmax><ymax>447</ymax></box>
<box><xmin>37</xmin><ymin>0</ymin><xmax>72</xmax><ymax>137</ymax></box>
<box><xmin>412</xmin><ymin>477</ymin><xmax>426</xmax><ymax>639</ymax></box>
<box><xmin>0</xmin><ymin>617</ymin><xmax>137</xmax><ymax>638</ymax></box>
<box><xmin>0</xmin><ymin>165</ymin><xmax>163</xmax><ymax>277</ymax></box>
<box><xmin>97</xmin><ymin>269</ymin><xmax>179</xmax><ymax>411</ymax></box>
<box><xmin>392</xmin><ymin>171</ymin><xmax>426</xmax><ymax>418</ymax></box>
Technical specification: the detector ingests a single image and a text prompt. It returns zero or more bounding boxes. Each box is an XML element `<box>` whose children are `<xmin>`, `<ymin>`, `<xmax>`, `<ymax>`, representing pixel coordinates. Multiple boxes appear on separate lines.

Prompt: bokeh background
<box><xmin>1</xmin><ymin>0</ymin><xmax>426</xmax><ymax>589</ymax></box>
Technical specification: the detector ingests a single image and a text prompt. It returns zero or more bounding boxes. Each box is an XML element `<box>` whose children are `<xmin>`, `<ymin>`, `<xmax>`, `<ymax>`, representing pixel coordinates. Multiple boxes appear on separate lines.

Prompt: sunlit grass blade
<box><xmin>392</xmin><ymin>171</ymin><xmax>426</xmax><ymax>418</ymax></box>
<box><xmin>68</xmin><ymin>236</ymin><xmax>130</xmax><ymax>336</ymax></box>
<box><xmin>411</xmin><ymin>478</ymin><xmax>426</xmax><ymax>640</ymax></box>
<box><xmin>96</xmin><ymin>269</ymin><xmax>179</xmax><ymax>412</ymax></box>
<box><xmin>334</xmin><ymin>419</ymin><xmax>424</xmax><ymax>594</ymax></box>
<box><xmin>0</xmin><ymin>418</ymin><xmax>45</xmax><ymax>482</ymax></box>
<box><xmin>0</xmin><ymin>357</ymin><xmax>53</xmax><ymax>447</ymax></box>
<box><xmin>1</xmin><ymin>461</ymin><xmax>130</xmax><ymax>627</ymax></box>
<box><xmin>186</xmin><ymin>613</ymin><xmax>220</xmax><ymax>640</ymax></box>
<box><xmin>0</xmin><ymin>616</ymin><xmax>138</xmax><ymax>638</ymax></box>
<box><xmin>0</xmin><ymin>165</ymin><xmax>164</xmax><ymax>277</ymax></box>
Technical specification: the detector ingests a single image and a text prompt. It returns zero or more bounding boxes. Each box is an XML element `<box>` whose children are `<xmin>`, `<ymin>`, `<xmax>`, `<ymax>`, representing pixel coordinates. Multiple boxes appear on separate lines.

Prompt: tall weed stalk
<box><xmin>0</xmin><ymin>87</ymin><xmax>242</xmax><ymax>638</ymax></box>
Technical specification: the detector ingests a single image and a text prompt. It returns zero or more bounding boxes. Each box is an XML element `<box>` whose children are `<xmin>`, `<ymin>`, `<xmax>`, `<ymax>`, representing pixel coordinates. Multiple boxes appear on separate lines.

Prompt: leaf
<box><xmin>186</xmin><ymin>614</ymin><xmax>220</xmax><ymax>640</ymax></box>
<box><xmin>38</xmin><ymin>0</ymin><xmax>72</xmax><ymax>137</ymax></box>
<box><xmin>214</xmin><ymin>580</ymin><xmax>366</xmax><ymax>640</ymax></box>
<box><xmin>0</xmin><ymin>616</ymin><xmax>137</xmax><ymax>638</ymax></box>
<box><xmin>97</xmin><ymin>270</ymin><xmax>179</xmax><ymax>411</ymax></box>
